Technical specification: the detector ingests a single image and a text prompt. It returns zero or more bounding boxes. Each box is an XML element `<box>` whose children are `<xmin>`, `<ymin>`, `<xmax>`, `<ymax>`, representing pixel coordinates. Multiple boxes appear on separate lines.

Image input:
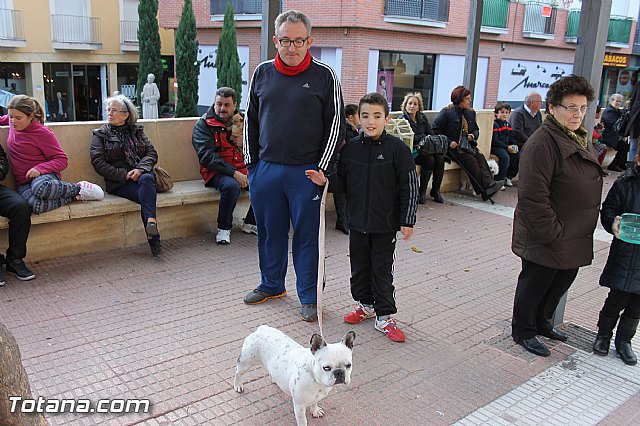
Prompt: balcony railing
<box><xmin>121</xmin><ymin>20</ymin><xmax>138</xmax><ymax>45</ymax></box>
<box><xmin>565</xmin><ymin>10</ymin><xmax>579</xmax><ymax>38</ymax></box>
<box><xmin>482</xmin><ymin>0</ymin><xmax>509</xmax><ymax>28</ymax></box>
<box><xmin>634</xmin><ymin>17</ymin><xmax>640</xmax><ymax>54</ymax></box>
<box><xmin>608</xmin><ymin>16</ymin><xmax>632</xmax><ymax>44</ymax></box>
<box><xmin>523</xmin><ymin>2</ymin><xmax>556</xmax><ymax>36</ymax></box>
<box><xmin>384</xmin><ymin>0</ymin><xmax>450</xmax><ymax>22</ymax></box>
<box><xmin>0</xmin><ymin>8</ymin><xmax>26</xmax><ymax>43</ymax></box>
<box><xmin>51</xmin><ymin>14</ymin><xmax>101</xmax><ymax>46</ymax></box>
<box><xmin>211</xmin><ymin>0</ymin><xmax>261</xmax><ymax>15</ymax></box>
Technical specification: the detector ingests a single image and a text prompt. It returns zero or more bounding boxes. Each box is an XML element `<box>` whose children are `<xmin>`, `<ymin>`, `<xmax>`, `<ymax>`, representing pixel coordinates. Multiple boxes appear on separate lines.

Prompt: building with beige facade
<box><xmin>1</xmin><ymin>0</ymin><xmax>174</xmax><ymax>121</ymax></box>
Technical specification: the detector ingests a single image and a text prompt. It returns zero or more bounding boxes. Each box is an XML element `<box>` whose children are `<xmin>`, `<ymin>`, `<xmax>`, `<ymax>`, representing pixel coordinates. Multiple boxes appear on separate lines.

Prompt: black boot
<box><xmin>592</xmin><ymin>313</ymin><xmax>619</xmax><ymax>356</ymax></box>
<box><xmin>430</xmin><ymin>169</ymin><xmax>445</xmax><ymax>204</ymax></box>
<box><xmin>615</xmin><ymin>315</ymin><xmax>639</xmax><ymax>365</ymax></box>
<box><xmin>419</xmin><ymin>168</ymin><xmax>432</xmax><ymax>205</ymax></box>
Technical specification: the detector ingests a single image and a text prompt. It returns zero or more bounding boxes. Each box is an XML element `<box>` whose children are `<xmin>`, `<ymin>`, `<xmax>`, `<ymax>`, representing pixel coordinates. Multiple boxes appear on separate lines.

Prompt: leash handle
<box><xmin>316</xmin><ymin>183</ymin><xmax>328</xmax><ymax>337</ymax></box>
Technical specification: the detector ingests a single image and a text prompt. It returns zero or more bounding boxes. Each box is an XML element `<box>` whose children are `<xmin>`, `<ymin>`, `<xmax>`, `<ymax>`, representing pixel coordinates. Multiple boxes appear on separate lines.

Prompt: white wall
<box><xmin>432</xmin><ymin>55</ymin><xmax>489</xmax><ymax>110</ymax></box>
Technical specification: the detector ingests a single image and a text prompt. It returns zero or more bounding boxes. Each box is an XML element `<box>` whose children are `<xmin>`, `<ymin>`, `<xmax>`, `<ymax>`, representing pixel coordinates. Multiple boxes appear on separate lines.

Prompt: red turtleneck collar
<box><xmin>274</xmin><ymin>51</ymin><xmax>312</xmax><ymax>76</ymax></box>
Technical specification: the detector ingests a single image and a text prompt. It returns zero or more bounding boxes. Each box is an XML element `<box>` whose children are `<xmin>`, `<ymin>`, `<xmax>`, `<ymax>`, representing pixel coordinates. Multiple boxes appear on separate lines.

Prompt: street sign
<box><xmin>542</xmin><ymin>5</ymin><xmax>552</xmax><ymax>17</ymax></box>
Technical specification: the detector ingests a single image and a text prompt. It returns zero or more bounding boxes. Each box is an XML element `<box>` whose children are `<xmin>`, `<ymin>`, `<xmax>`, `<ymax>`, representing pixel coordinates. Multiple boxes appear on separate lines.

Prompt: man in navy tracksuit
<box><xmin>242</xmin><ymin>10</ymin><xmax>345</xmax><ymax>321</ymax></box>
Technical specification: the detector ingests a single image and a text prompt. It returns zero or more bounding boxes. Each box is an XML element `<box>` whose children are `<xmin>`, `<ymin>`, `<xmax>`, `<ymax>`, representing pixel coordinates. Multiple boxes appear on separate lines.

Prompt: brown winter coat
<box><xmin>512</xmin><ymin>118</ymin><xmax>604</xmax><ymax>269</ymax></box>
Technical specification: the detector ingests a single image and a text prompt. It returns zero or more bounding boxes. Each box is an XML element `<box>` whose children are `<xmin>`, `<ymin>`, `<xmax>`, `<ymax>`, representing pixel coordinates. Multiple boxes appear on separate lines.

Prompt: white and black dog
<box><xmin>234</xmin><ymin>325</ymin><xmax>355</xmax><ymax>426</ymax></box>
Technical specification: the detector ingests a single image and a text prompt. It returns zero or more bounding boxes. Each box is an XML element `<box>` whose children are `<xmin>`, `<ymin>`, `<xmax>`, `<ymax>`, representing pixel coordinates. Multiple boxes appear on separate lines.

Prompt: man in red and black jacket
<box><xmin>192</xmin><ymin>87</ymin><xmax>256</xmax><ymax>245</ymax></box>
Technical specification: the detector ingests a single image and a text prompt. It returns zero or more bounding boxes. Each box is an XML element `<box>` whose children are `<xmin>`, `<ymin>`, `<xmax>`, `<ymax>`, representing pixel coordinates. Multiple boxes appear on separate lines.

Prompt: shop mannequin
<box><xmin>141</xmin><ymin>73</ymin><xmax>160</xmax><ymax>119</ymax></box>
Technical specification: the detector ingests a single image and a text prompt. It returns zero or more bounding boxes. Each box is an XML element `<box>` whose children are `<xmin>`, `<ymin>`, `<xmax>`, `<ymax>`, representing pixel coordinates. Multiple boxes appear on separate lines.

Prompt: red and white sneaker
<box><xmin>343</xmin><ymin>302</ymin><xmax>375</xmax><ymax>324</ymax></box>
<box><xmin>374</xmin><ymin>317</ymin><xmax>406</xmax><ymax>342</ymax></box>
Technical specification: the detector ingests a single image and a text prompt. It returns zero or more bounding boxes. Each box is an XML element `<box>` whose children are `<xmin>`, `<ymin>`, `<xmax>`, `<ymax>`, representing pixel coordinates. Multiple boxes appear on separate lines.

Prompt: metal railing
<box><xmin>384</xmin><ymin>0</ymin><xmax>450</xmax><ymax>22</ymax></box>
<box><xmin>0</xmin><ymin>8</ymin><xmax>25</xmax><ymax>41</ymax></box>
<box><xmin>608</xmin><ymin>16</ymin><xmax>632</xmax><ymax>44</ymax></box>
<box><xmin>121</xmin><ymin>20</ymin><xmax>138</xmax><ymax>45</ymax></box>
<box><xmin>210</xmin><ymin>0</ymin><xmax>261</xmax><ymax>15</ymax></box>
<box><xmin>523</xmin><ymin>1</ymin><xmax>556</xmax><ymax>34</ymax></box>
<box><xmin>482</xmin><ymin>0</ymin><xmax>509</xmax><ymax>28</ymax></box>
<box><xmin>565</xmin><ymin>10</ymin><xmax>579</xmax><ymax>37</ymax></box>
<box><xmin>51</xmin><ymin>14</ymin><xmax>101</xmax><ymax>45</ymax></box>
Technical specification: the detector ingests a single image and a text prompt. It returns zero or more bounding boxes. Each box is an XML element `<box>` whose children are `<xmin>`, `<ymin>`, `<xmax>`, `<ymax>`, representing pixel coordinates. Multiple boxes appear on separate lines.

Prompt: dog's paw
<box><xmin>310</xmin><ymin>404</ymin><xmax>325</xmax><ymax>418</ymax></box>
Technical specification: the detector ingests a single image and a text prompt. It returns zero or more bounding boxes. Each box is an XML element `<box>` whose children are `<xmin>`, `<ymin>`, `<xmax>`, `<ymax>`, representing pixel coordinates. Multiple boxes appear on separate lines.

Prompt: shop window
<box><xmin>378</xmin><ymin>51</ymin><xmax>435</xmax><ymax>112</ymax></box>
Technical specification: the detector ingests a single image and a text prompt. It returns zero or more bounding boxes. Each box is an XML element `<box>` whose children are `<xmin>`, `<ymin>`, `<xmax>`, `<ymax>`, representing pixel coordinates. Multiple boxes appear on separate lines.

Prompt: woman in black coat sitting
<box><xmin>433</xmin><ymin>86</ymin><xmax>502</xmax><ymax>200</ymax></box>
<box><xmin>401</xmin><ymin>92</ymin><xmax>444</xmax><ymax>204</ymax></box>
<box><xmin>601</xmin><ymin>93</ymin><xmax>628</xmax><ymax>172</ymax></box>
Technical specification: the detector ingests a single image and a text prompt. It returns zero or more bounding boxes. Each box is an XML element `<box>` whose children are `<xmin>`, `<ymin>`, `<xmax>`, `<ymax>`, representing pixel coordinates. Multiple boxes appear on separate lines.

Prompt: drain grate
<box><xmin>556</xmin><ymin>322</ymin><xmax>597</xmax><ymax>353</ymax></box>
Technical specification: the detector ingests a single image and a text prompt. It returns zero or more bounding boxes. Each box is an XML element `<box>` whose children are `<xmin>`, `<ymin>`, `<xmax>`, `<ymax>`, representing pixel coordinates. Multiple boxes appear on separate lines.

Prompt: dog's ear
<box><xmin>310</xmin><ymin>333</ymin><xmax>326</xmax><ymax>353</ymax></box>
<box><xmin>342</xmin><ymin>331</ymin><xmax>356</xmax><ymax>350</ymax></box>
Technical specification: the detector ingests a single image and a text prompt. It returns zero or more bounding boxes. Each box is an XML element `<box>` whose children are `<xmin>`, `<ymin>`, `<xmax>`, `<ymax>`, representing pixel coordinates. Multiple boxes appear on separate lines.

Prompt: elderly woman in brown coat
<box><xmin>511</xmin><ymin>75</ymin><xmax>604</xmax><ymax>357</ymax></box>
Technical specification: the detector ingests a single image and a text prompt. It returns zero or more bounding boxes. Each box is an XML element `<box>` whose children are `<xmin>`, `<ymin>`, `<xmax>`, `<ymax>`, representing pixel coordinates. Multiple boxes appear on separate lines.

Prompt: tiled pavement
<box><xmin>1</xmin><ymin>172</ymin><xmax>639</xmax><ymax>425</ymax></box>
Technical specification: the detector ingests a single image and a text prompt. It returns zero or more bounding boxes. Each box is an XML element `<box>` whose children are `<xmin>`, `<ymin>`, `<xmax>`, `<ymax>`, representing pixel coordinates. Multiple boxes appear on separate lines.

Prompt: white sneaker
<box><xmin>242</xmin><ymin>223</ymin><xmax>258</xmax><ymax>235</ymax></box>
<box><xmin>77</xmin><ymin>181</ymin><xmax>104</xmax><ymax>201</ymax></box>
<box><xmin>500</xmin><ymin>185</ymin><xmax>506</xmax><ymax>191</ymax></box>
<box><xmin>216</xmin><ymin>229</ymin><xmax>231</xmax><ymax>245</ymax></box>
<box><xmin>505</xmin><ymin>178</ymin><xmax>513</xmax><ymax>187</ymax></box>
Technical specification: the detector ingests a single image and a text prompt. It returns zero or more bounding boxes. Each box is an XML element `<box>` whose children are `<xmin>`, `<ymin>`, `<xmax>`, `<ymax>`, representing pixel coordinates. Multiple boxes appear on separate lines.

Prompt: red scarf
<box><xmin>274</xmin><ymin>51</ymin><xmax>312</xmax><ymax>76</ymax></box>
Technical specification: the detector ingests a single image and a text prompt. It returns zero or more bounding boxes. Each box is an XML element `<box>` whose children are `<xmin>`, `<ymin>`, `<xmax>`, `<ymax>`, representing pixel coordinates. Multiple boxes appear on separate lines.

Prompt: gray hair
<box><xmin>524</xmin><ymin>92</ymin><xmax>541</xmax><ymax>105</ymax></box>
<box><xmin>609</xmin><ymin>93</ymin><xmax>623</xmax><ymax>102</ymax></box>
<box><xmin>105</xmin><ymin>95</ymin><xmax>138</xmax><ymax>125</ymax></box>
<box><xmin>274</xmin><ymin>10</ymin><xmax>311</xmax><ymax>37</ymax></box>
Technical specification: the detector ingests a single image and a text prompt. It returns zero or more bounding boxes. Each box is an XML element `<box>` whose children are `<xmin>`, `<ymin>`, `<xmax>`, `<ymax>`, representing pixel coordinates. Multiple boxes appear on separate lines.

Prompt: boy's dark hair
<box><xmin>345</xmin><ymin>104</ymin><xmax>358</xmax><ymax>117</ymax></box>
<box><xmin>546</xmin><ymin>75</ymin><xmax>595</xmax><ymax>106</ymax></box>
<box><xmin>359</xmin><ymin>93</ymin><xmax>389</xmax><ymax>117</ymax></box>
<box><xmin>494</xmin><ymin>102</ymin><xmax>511</xmax><ymax>114</ymax></box>
<box><xmin>215</xmin><ymin>87</ymin><xmax>237</xmax><ymax>103</ymax></box>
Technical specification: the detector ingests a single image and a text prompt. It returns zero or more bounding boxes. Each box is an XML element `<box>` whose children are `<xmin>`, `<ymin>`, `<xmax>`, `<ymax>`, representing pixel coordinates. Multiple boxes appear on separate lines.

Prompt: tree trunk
<box><xmin>0</xmin><ymin>323</ymin><xmax>48</xmax><ymax>426</ymax></box>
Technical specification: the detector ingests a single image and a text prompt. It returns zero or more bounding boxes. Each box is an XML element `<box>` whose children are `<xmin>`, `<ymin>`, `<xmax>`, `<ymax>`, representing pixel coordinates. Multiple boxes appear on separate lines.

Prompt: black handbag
<box><xmin>417</xmin><ymin>135</ymin><xmax>448</xmax><ymax>155</ymax></box>
<box><xmin>459</xmin><ymin>135</ymin><xmax>477</xmax><ymax>155</ymax></box>
<box><xmin>614</xmin><ymin>110</ymin><xmax>630</xmax><ymax>136</ymax></box>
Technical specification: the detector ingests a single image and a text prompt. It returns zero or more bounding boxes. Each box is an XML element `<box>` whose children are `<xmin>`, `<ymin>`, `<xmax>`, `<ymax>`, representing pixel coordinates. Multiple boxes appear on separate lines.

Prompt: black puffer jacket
<box><xmin>328</xmin><ymin>131</ymin><xmax>419</xmax><ymax>233</ymax></box>
<box><xmin>600</xmin><ymin>104</ymin><xmax>622</xmax><ymax>148</ymax></box>
<box><xmin>432</xmin><ymin>105</ymin><xmax>480</xmax><ymax>148</ymax></box>
<box><xmin>600</xmin><ymin>167</ymin><xmax>640</xmax><ymax>295</ymax></box>
<box><xmin>90</xmin><ymin>124</ymin><xmax>158</xmax><ymax>193</ymax></box>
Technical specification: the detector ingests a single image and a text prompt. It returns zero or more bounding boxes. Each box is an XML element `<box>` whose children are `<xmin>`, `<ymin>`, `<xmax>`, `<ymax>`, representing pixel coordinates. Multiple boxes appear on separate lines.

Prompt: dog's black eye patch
<box><xmin>323</xmin><ymin>366</ymin><xmax>331</xmax><ymax>371</ymax></box>
<box><xmin>345</xmin><ymin>363</ymin><xmax>352</xmax><ymax>369</ymax></box>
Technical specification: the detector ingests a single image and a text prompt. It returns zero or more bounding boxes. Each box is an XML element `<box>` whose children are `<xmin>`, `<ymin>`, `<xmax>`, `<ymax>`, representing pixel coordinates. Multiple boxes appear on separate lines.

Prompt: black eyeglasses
<box><xmin>278</xmin><ymin>37</ymin><xmax>309</xmax><ymax>48</ymax></box>
<box><xmin>557</xmin><ymin>104</ymin><xmax>589</xmax><ymax>115</ymax></box>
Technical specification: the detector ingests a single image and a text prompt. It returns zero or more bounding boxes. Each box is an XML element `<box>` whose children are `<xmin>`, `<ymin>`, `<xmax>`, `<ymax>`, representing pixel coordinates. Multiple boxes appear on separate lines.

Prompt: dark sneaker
<box><xmin>145</xmin><ymin>220</ymin><xmax>159</xmax><ymax>236</ymax></box>
<box><xmin>0</xmin><ymin>265</ymin><xmax>5</xmax><ymax>287</ymax></box>
<box><xmin>150</xmin><ymin>241</ymin><xmax>163</xmax><ymax>257</ymax></box>
<box><xmin>243</xmin><ymin>288</ymin><xmax>287</xmax><ymax>304</ymax></box>
<box><xmin>301</xmin><ymin>304</ymin><xmax>318</xmax><ymax>322</ymax></box>
<box><xmin>6</xmin><ymin>259</ymin><xmax>35</xmax><ymax>281</ymax></box>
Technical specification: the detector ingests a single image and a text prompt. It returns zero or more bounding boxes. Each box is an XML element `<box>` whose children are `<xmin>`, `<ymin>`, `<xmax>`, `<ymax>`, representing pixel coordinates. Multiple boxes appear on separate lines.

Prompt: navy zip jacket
<box><xmin>243</xmin><ymin>58</ymin><xmax>345</xmax><ymax>172</ymax></box>
<box><xmin>492</xmin><ymin>119</ymin><xmax>514</xmax><ymax>150</ymax></box>
<box><xmin>328</xmin><ymin>131</ymin><xmax>419</xmax><ymax>233</ymax></box>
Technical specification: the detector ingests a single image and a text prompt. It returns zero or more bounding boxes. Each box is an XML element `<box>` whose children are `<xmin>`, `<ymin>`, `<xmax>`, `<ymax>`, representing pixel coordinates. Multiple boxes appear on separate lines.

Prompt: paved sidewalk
<box><xmin>1</xmin><ymin>172</ymin><xmax>639</xmax><ymax>425</ymax></box>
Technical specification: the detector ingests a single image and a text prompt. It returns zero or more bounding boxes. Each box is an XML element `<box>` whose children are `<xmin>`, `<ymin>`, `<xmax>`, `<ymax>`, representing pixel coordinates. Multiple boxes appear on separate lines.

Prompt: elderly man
<box><xmin>510</xmin><ymin>92</ymin><xmax>543</xmax><ymax>148</ymax></box>
<box><xmin>243</xmin><ymin>10</ymin><xmax>345</xmax><ymax>321</ymax></box>
<box><xmin>192</xmin><ymin>87</ymin><xmax>256</xmax><ymax>245</ymax></box>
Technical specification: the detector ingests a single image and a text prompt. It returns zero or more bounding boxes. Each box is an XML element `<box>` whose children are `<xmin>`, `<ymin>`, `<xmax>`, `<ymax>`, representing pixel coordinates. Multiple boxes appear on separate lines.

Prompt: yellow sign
<box><xmin>603</xmin><ymin>54</ymin><xmax>629</xmax><ymax>68</ymax></box>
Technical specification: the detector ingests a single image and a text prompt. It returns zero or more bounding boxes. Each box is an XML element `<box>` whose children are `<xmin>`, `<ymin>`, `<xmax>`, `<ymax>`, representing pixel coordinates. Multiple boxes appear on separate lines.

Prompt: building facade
<box><xmin>1</xmin><ymin>0</ymin><xmax>175</xmax><ymax>121</ymax></box>
<box><xmin>158</xmin><ymin>0</ymin><xmax>639</xmax><ymax>112</ymax></box>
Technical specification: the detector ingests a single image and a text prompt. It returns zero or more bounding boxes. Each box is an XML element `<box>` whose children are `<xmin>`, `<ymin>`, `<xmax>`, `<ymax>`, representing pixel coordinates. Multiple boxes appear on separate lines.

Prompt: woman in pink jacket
<box><xmin>1</xmin><ymin>95</ymin><xmax>104</xmax><ymax>214</ymax></box>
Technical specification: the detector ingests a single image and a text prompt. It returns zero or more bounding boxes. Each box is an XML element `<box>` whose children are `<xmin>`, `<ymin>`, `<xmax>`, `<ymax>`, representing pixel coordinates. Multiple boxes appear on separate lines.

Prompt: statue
<box><xmin>141</xmin><ymin>73</ymin><xmax>160</xmax><ymax>119</ymax></box>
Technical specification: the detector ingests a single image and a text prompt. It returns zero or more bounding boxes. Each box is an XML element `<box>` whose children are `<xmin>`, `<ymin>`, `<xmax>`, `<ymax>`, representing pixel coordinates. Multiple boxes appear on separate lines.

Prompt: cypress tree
<box><xmin>215</xmin><ymin>1</ymin><xmax>243</xmax><ymax>105</ymax></box>
<box><xmin>175</xmin><ymin>0</ymin><xmax>200</xmax><ymax>117</ymax></box>
<box><xmin>137</xmin><ymin>0</ymin><xmax>163</xmax><ymax>105</ymax></box>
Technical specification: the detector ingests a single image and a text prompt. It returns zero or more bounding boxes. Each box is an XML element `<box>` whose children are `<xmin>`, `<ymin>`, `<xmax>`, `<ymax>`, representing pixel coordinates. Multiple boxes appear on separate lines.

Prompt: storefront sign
<box><xmin>603</xmin><ymin>53</ymin><xmax>629</xmax><ymax>68</ymax></box>
<box><xmin>497</xmin><ymin>59</ymin><xmax>573</xmax><ymax>103</ymax></box>
<box><xmin>197</xmin><ymin>45</ymin><xmax>250</xmax><ymax>112</ymax></box>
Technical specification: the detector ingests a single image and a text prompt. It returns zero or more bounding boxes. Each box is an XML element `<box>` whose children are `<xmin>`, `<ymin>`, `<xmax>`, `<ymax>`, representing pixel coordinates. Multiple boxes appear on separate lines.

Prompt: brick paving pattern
<box><xmin>1</xmin><ymin>173</ymin><xmax>638</xmax><ymax>425</ymax></box>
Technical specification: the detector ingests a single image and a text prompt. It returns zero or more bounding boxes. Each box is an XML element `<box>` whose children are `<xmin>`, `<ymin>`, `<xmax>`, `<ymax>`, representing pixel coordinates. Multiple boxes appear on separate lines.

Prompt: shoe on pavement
<box><xmin>513</xmin><ymin>336</ymin><xmax>550</xmax><ymax>357</ymax></box>
<box><xmin>301</xmin><ymin>304</ymin><xmax>318</xmax><ymax>322</ymax></box>
<box><xmin>77</xmin><ymin>181</ymin><xmax>105</xmax><ymax>201</ymax></box>
<box><xmin>6</xmin><ymin>259</ymin><xmax>35</xmax><ymax>281</ymax></box>
<box><xmin>242</xmin><ymin>223</ymin><xmax>258</xmax><ymax>235</ymax></box>
<box><xmin>505</xmin><ymin>178</ymin><xmax>513</xmax><ymax>187</ymax></box>
<box><xmin>485</xmin><ymin>180</ymin><xmax>504</xmax><ymax>196</ymax></box>
<box><xmin>243</xmin><ymin>288</ymin><xmax>287</xmax><ymax>304</ymax></box>
<box><xmin>538</xmin><ymin>328</ymin><xmax>568</xmax><ymax>342</ymax></box>
<box><xmin>150</xmin><ymin>241</ymin><xmax>163</xmax><ymax>257</ymax></box>
<box><xmin>0</xmin><ymin>265</ymin><xmax>4</xmax><ymax>287</ymax></box>
<box><xmin>374</xmin><ymin>317</ymin><xmax>406</xmax><ymax>342</ymax></box>
<box><xmin>216</xmin><ymin>229</ymin><xmax>231</xmax><ymax>245</ymax></box>
<box><xmin>344</xmin><ymin>302</ymin><xmax>376</xmax><ymax>324</ymax></box>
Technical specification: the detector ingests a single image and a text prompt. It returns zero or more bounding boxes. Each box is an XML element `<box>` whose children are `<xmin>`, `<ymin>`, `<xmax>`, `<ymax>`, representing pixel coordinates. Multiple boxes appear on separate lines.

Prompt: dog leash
<box><xmin>316</xmin><ymin>183</ymin><xmax>328</xmax><ymax>337</ymax></box>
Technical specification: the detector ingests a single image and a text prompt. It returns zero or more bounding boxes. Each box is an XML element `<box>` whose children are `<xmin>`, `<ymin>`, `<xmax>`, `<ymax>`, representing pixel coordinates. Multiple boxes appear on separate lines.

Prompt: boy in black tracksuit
<box><xmin>306</xmin><ymin>93</ymin><xmax>419</xmax><ymax>342</ymax></box>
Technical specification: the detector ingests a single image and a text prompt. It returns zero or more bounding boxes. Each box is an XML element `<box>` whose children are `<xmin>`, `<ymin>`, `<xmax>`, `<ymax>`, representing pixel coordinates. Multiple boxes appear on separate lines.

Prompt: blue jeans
<box><xmin>629</xmin><ymin>137</ymin><xmax>638</xmax><ymax>162</ymax></box>
<box><xmin>209</xmin><ymin>174</ymin><xmax>241</xmax><ymax>231</ymax></box>
<box><xmin>491</xmin><ymin>147</ymin><xmax>520</xmax><ymax>181</ymax></box>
